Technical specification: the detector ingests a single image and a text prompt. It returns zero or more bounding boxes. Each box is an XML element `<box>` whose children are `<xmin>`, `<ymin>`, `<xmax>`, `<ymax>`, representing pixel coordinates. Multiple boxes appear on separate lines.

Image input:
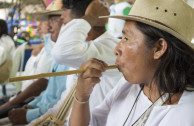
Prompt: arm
<box><xmin>0</xmin><ymin>78</ymin><xmax>48</xmax><ymax>111</ymax></box>
<box><xmin>21</xmin><ymin>47</ymin><xmax>52</xmax><ymax>91</ymax></box>
<box><xmin>70</xmin><ymin>58</ymin><xmax>107</xmax><ymax>126</ymax></box>
<box><xmin>52</xmin><ymin>0</ymin><xmax>110</xmax><ymax>68</ymax></box>
<box><xmin>52</xmin><ymin>19</ymin><xmax>91</xmax><ymax>68</ymax></box>
<box><xmin>10</xmin><ymin>78</ymin><xmax>48</xmax><ymax>105</ymax></box>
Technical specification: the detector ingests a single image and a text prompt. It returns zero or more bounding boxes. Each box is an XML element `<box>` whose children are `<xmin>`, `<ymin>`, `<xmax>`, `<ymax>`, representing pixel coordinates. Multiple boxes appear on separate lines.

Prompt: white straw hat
<box><xmin>101</xmin><ymin>0</ymin><xmax>194</xmax><ymax>49</ymax></box>
<box><xmin>36</xmin><ymin>0</ymin><xmax>63</xmax><ymax>21</ymax></box>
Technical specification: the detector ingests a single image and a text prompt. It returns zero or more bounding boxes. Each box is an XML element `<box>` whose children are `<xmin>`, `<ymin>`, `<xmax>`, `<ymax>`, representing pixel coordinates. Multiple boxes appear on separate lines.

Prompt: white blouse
<box><xmin>90</xmin><ymin>77</ymin><xmax>194</xmax><ymax>126</ymax></box>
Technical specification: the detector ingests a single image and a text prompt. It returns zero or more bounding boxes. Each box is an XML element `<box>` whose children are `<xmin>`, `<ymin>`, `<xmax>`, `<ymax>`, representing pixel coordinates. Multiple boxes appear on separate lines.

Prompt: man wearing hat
<box><xmin>0</xmin><ymin>18</ymin><xmax>52</xmax><ymax>118</ymax></box>
<box><xmin>52</xmin><ymin>0</ymin><xmax>122</xmax><ymax>107</ymax></box>
<box><xmin>69</xmin><ymin>0</ymin><xmax>194</xmax><ymax>125</ymax></box>
<box><xmin>0</xmin><ymin>1</ymin><xmax>71</xmax><ymax>125</ymax></box>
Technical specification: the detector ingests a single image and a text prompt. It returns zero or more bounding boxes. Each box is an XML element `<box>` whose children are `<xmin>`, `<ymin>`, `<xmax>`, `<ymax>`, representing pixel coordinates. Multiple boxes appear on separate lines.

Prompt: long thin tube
<box><xmin>8</xmin><ymin>65</ymin><xmax>118</xmax><ymax>82</ymax></box>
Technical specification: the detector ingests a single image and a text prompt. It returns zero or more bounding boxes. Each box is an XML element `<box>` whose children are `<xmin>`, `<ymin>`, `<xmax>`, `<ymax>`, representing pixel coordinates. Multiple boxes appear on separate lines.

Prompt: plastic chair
<box><xmin>1</xmin><ymin>43</ymin><xmax>27</xmax><ymax>95</ymax></box>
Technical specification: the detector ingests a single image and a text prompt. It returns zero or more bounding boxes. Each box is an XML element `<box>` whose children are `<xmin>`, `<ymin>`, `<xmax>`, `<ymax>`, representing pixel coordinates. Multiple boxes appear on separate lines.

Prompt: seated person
<box><xmin>1</xmin><ymin>2</ymin><xmax>70</xmax><ymax>125</ymax></box>
<box><xmin>0</xmin><ymin>20</ymin><xmax>53</xmax><ymax>112</ymax></box>
<box><xmin>0</xmin><ymin>19</ymin><xmax>15</xmax><ymax>84</ymax></box>
<box><xmin>69</xmin><ymin>0</ymin><xmax>194</xmax><ymax>125</ymax></box>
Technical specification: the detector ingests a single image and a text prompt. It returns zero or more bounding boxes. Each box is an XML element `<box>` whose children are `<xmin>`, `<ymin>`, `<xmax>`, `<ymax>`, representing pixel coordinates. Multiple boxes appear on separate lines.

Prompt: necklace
<box><xmin>123</xmin><ymin>87</ymin><xmax>168</xmax><ymax>126</ymax></box>
<box><xmin>123</xmin><ymin>87</ymin><xmax>143</xmax><ymax>126</ymax></box>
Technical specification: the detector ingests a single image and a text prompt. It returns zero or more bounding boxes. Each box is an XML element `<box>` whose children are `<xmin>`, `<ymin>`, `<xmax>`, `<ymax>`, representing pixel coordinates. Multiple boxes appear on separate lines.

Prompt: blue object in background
<box><xmin>23</xmin><ymin>49</ymin><xmax>32</xmax><ymax>71</ymax></box>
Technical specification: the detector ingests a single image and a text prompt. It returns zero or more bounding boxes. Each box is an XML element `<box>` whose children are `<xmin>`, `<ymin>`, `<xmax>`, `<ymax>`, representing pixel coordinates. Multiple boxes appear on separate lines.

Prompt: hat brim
<box><xmin>36</xmin><ymin>10</ymin><xmax>63</xmax><ymax>21</ymax></box>
<box><xmin>100</xmin><ymin>15</ymin><xmax>194</xmax><ymax>49</ymax></box>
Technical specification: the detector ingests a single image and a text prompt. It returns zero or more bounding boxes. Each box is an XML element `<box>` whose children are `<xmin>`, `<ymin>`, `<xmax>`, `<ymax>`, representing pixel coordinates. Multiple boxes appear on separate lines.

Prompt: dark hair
<box><xmin>62</xmin><ymin>0</ymin><xmax>92</xmax><ymax>18</ymax></box>
<box><xmin>0</xmin><ymin>19</ymin><xmax>8</xmax><ymax>38</ymax></box>
<box><xmin>135</xmin><ymin>21</ymin><xmax>194</xmax><ymax>102</ymax></box>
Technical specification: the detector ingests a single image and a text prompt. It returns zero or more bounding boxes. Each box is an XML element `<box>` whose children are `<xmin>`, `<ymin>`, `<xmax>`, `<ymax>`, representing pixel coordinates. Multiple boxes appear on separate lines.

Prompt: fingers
<box><xmin>22</xmin><ymin>104</ymin><xmax>32</xmax><ymax>109</ymax></box>
<box><xmin>76</xmin><ymin>58</ymin><xmax>107</xmax><ymax>99</ymax></box>
<box><xmin>8</xmin><ymin>108</ymin><xmax>15</xmax><ymax>115</ymax></box>
<box><xmin>80</xmin><ymin>58</ymin><xmax>107</xmax><ymax>72</ymax></box>
<box><xmin>84</xmin><ymin>77</ymin><xmax>101</xmax><ymax>87</ymax></box>
<box><xmin>79</xmin><ymin>58</ymin><xmax>106</xmax><ymax>79</ymax></box>
<box><xmin>8</xmin><ymin>109</ymin><xmax>15</xmax><ymax>122</ymax></box>
<box><xmin>82</xmin><ymin>68</ymin><xmax>102</xmax><ymax>79</ymax></box>
<box><xmin>8</xmin><ymin>108</ymin><xmax>27</xmax><ymax>124</ymax></box>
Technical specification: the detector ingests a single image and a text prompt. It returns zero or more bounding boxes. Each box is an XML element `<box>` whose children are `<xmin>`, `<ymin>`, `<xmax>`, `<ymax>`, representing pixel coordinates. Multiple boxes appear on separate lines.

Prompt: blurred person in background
<box><xmin>0</xmin><ymin>20</ymin><xmax>53</xmax><ymax>120</ymax></box>
<box><xmin>69</xmin><ymin>0</ymin><xmax>194</xmax><ymax>125</ymax></box>
<box><xmin>0</xmin><ymin>19</ymin><xmax>15</xmax><ymax>84</ymax></box>
<box><xmin>0</xmin><ymin>1</ymin><xmax>70</xmax><ymax>125</ymax></box>
<box><xmin>52</xmin><ymin>0</ymin><xmax>122</xmax><ymax>109</ymax></box>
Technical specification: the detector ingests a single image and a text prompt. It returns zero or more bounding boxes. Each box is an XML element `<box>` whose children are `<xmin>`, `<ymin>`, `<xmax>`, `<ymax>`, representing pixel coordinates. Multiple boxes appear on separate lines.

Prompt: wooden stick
<box><xmin>8</xmin><ymin>65</ymin><xmax>118</xmax><ymax>82</ymax></box>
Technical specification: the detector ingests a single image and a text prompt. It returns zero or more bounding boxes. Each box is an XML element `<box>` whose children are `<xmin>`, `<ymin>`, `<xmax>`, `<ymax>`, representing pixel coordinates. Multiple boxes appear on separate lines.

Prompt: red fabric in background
<box><xmin>46</xmin><ymin>0</ymin><xmax>54</xmax><ymax>7</ymax></box>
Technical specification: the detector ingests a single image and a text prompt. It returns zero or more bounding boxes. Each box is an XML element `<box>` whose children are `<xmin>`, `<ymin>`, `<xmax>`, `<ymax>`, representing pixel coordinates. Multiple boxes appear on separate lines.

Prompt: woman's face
<box><xmin>114</xmin><ymin>21</ymin><xmax>158</xmax><ymax>84</ymax></box>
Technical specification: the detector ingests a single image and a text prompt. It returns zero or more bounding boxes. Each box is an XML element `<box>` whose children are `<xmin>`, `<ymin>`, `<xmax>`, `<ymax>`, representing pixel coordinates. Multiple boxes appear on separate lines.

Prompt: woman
<box><xmin>70</xmin><ymin>0</ymin><xmax>194</xmax><ymax>125</ymax></box>
<box><xmin>0</xmin><ymin>19</ymin><xmax>15</xmax><ymax>83</ymax></box>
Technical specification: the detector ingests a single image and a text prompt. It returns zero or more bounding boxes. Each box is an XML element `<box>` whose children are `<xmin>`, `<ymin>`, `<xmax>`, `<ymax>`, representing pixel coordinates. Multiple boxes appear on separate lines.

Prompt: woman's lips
<box><xmin>118</xmin><ymin>66</ymin><xmax>121</xmax><ymax>72</ymax></box>
<box><xmin>116</xmin><ymin>63</ymin><xmax>121</xmax><ymax>72</ymax></box>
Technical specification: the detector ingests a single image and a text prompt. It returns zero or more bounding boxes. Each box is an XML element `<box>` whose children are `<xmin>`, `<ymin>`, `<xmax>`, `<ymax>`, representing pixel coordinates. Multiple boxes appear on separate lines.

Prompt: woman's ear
<box><xmin>153</xmin><ymin>38</ymin><xmax>168</xmax><ymax>59</ymax></box>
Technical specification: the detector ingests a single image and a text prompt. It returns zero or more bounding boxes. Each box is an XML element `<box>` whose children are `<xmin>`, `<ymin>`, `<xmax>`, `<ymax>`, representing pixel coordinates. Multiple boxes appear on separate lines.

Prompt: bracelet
<box><xmin>74</xmin><ymin>93</ymin><xmax>89</xmax><ymax>104</ymax></box>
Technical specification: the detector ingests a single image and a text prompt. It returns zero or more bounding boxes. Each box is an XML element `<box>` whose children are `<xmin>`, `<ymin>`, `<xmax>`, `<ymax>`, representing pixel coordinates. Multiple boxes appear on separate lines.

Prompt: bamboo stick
<box><xmin>8</xmin><ymin>65</ymin><xmax>118</xmax><ymax>82</ymax></box>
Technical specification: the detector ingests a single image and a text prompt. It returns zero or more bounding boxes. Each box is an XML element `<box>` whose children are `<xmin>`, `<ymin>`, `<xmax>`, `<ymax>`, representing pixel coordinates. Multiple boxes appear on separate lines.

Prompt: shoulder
<box><xmin>2</xmin><ymin>35</ymin><xmax>13</xmax><ymax>41</ymax></box>
<box><xmin>168</xmin><ymin>91</ymin><xmax>194</xmax><ymax>121</ymax></box>
<box><xmin>176</xmin><ymin>91</ymin><xmax>194</xmax><ymax>114</ymax></box>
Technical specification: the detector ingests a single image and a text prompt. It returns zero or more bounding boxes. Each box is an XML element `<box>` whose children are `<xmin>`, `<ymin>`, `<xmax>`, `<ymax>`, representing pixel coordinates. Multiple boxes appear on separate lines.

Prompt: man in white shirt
<box><xmin>52</xmin><ymin>1</ymin><xmax>123</xmax><ymax>108</ymax></box>
<box><xmin>69</xmin><ymin>0</ymin><xmax>194</xmax><ymax>125</ymax></box>
<box><xmin>0</xmin><ymin>20</ymin><xmax>53</xmax><ymax>119</ymax></box>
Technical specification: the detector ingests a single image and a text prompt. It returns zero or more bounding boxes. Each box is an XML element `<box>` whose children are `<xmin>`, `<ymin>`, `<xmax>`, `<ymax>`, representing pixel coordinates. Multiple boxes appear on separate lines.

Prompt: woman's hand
<box><xmin>75</xmin><ymin>58</ymin><xmax>108</xmax><ymax>102</ymax></box>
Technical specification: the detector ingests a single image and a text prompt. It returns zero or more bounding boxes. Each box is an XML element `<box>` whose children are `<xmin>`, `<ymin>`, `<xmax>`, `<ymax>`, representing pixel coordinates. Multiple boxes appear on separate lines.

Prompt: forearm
<box><xmin>9</xmin><ymin>78</ymin><xmax>48</xmax><ymax>105</ymax></box>
<box><xmin>70</xmin><ymin>96</ymin><xmax>90</xmax><ymax>126</ymax></box>
<box><xmin>70</xmin><ymin>58</ymin><xmax>107</xmax><ymax>126</ymax></box>
<box><xmin>52</xmin><ymin>19</ymin><xmax>91</xmax><ymax>67</ymax></box>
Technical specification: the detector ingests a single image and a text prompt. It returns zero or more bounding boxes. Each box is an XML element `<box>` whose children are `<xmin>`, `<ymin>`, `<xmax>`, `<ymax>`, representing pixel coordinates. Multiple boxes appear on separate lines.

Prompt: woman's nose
<box><xmin>114</xmin><ymin>41</ymin><xmax>122</xmax><ymax>56</ymax></box>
